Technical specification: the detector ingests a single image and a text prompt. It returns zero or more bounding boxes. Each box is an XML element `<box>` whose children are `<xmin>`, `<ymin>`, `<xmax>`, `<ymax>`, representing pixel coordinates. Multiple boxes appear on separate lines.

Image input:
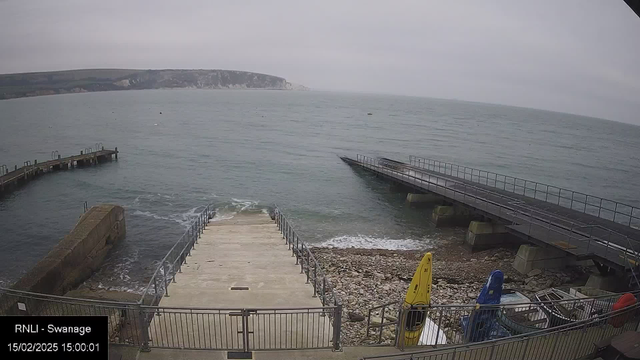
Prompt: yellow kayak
<box><xmin>403</xmin><ymin>252</ymin><xmax>433</xmax><ymax>346</ymax></box>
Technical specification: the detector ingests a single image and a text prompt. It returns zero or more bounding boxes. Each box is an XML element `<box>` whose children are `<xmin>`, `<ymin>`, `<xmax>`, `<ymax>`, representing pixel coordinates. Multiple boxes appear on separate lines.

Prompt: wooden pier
<box><xmin>0</xmin><ymin>147</ymin><xmax>118</xmax><ymax>196</ymax></box>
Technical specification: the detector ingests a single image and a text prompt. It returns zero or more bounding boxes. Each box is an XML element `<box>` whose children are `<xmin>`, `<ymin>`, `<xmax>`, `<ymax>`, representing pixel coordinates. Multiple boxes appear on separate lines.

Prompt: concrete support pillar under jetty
<box><xmin>512</xmin><ymin>244</ymin><xmax>572</xmax><ymax>275</ymax></box>
<box><xmin>465</xmin><ymin>221</ymin><xmax>510</xmax><ymax>251</ymax></box>
<box><xmin>585</xmin><ymin>274</ymin><xmax>626</xmax><ymax>292</ymax></box>
<box><xmin>431</xmin><ymin>205</ymin><xmax>476</xmax><ymax>227</ymax></box>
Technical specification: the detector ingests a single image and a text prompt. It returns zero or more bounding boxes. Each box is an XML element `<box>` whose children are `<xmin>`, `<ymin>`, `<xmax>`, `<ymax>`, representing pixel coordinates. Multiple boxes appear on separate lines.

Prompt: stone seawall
<box><xmin>11</xmin><ymin>204</ymin><xmax>126</xmax><ymax>296</ymax></box>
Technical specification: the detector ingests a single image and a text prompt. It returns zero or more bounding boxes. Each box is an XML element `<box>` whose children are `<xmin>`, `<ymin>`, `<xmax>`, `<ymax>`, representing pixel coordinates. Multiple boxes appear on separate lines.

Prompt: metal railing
<box><xmin>362</xmin><ymin>302</ymin><xmax>640</xmax><ymax>360</ymax></box>
<box><xmin>409</xmin><ymin>155</ymin><xmax>640</xmax><ymax>229</ymax></box>
<box><xmin>273</xmin><ymin>205</ymin><xmax>343</xmax><ymax>351</ymax></box>
<box><xmin>274</xmin><ymin>205</ymin><xmax>343</xmax><ymax>311</ymax></box>
<box><xmin>366</xmin><ymin>290</ymin><xmax>639</xmax><ymax>349</ymax></box>
<box><xmin>144</xmin><ymin>305</ymin><xmax>339</xmax><ymax>351</ymax></box>
<box><xmin>0</xmin><ymin>285</ymin><xmax>341</xmax><ymax>351</ymax></box>
<box><xmin>138</xmin><ymin>204</ymin><xmax>214</xmax><ymax>305</ymax></box>
<box><xmin>353</xmin><ymin>155</ymin><xmax>639</xmax><ymax>274</ymax></box>
<box><xmin>367</xmin><ymin>300</ymin><xmax>402</xmax><ymax>344</ymax></box>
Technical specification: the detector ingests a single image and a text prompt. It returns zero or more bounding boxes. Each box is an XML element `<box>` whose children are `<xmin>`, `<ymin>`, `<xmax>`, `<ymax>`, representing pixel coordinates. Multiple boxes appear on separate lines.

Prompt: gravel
<box><xmin>312</xmin><ymin>242</ymin><xmax>591</xmax><ymax>346</ymax></box>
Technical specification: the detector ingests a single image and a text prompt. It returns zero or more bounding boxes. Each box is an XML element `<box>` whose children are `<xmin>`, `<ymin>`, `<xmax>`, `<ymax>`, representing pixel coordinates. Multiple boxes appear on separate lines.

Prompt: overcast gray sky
<box><xmin>1</xmin><ymin>0</ymin><xmax>639</xmax><ymax>124</ymax></box>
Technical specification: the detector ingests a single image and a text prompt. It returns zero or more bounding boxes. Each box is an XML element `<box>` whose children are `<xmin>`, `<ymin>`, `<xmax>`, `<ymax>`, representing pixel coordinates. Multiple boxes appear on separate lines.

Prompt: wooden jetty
<box><xmin>0</xmin><ymin>147</ymin><xmax>118</xmax><ymax>196</ymax></box>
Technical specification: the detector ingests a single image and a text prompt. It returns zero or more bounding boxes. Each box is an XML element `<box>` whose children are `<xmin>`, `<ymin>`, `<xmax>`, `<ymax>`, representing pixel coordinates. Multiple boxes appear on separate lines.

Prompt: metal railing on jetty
<box><xmin>362</xmin><ymin>303</ymin><xmax>640</xmax><ymax>360</ymax></box>
<box><xmin>138</xmin><ymin>204</ymin><xmax>214</xmax><ymax>306</ymax></box>
<box><xmin>408</xmin><ymin>156</ymin><xmax>640</xmax><ymax>229</ymax></box>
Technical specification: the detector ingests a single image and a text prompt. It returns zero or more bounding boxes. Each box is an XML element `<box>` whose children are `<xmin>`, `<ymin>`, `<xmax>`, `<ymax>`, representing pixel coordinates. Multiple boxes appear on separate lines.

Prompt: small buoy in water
<box><xmin>367</xmin><ymin>112</ymin><xmax>373</xmax><ymax>115</ymax></box>
<box><xmin>159</xmin><ymin>111</ymin><xmax>162</xmax><ymax>114</ymax></box>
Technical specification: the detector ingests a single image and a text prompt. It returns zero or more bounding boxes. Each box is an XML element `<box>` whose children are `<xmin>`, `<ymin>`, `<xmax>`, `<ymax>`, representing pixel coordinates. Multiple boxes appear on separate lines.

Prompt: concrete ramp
<box><xmin>148</xmin><ymin>213</ymin><xmax>333</xmax><ymax>350</ymax></box>
<box><xmin>158</xmin><ymin>213</ymin><xmax>319</xmax><ymax>308</ymax></box>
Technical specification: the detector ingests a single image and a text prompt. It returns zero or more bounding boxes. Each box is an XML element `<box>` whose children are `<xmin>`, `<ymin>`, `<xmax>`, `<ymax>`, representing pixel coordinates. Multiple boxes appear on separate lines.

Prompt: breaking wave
<box><xmin>132</xmin><ymin>207</ymin><xmax>201</xmax><ymax>228</ymax></box>
<box><xmin>212</xmin><ymin>198</ymin><xmax>270</xmax><ymax>221</ymax></box>
<box><xmin>316</xmin><ymin>235</ymin><xmax>431</xmax><ymax>250</ymax></box>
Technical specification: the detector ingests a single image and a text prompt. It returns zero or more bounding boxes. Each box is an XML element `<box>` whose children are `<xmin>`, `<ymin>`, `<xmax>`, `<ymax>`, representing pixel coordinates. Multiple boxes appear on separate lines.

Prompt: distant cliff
<box><xmin>0</xmin><ymin>69</ymin><xmax>309</xmax><ymax>100</ymax></box>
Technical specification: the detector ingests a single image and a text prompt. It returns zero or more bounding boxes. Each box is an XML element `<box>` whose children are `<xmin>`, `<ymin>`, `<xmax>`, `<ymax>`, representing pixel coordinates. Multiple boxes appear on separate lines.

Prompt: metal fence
<box><xmin>138</xmin><ymin>204</ymin><xmax>214</xmax><ymax>305</ymax></box>
<box><xmin>144</xmin><ymin>305</ymin><xmax>339</xmax><ymax>351</ymax></box>
<box><xmin>366</xmin><ymin>290</ymin><xmax>639</xmax><ymax>350</ymax></box>
<box><xmin>0</xmin><ymin>287</ymin><xmax>341</xmax><ymax>352</ymax></box>
<box><xmin>408</xmin><ymin>155</ymin><xmax>640</xmax><ymax>229</ymax></box>
<box><xmin>362</xmin><ymin>303</ymin><xmax>640</xmax><ymax>360</ymax></box>
<box><xmin>274</xmin><ymin>205</ymin><xmax>343</xmax><ymax>310</ymax></box>
<box><xmin>353</xmin><ymin>155</ymin><xmax>639</xmax><ymax>279</ymax></box>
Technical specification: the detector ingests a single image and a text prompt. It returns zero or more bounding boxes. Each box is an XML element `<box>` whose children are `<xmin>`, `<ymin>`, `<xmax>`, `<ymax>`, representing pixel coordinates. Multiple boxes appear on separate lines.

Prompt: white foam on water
<box><xmin>133</xmin><ymin>210</ymin><xmax>167</xmax><ymax>221</ymax></box>
<box><xmin>94</xmin><ymin>283</ymin><xmax>145</xmax><ymax>294</ymax></box>
<box><xmin>231</xmin><ymin>198</ymin><xmax>260</xmax><ymax>212</ymax></box>
<box><xmin>212</xmin><ymin>211</ymin><xmax>236</xmax><ymax>221</ymax></box>
<box><xmin>86</xmin><ymin>250</ymin><xmax>146</xmax><ymax>294</ymax></box>
<box><xmin>316</xmin><ymin>235</ymin><xmax>431</xmax><ymax>250</ymax></box>
<box><xmin>211</xmin><ymin>198</ymin><xmax>264</xmax><ymax>221</ymax></box>
<box><xmin>132</xmin><ymin>207</ymin><xmax>202</xmax><ymax>228</ymax></box>
<box><xmin>170</xmin><ymin>206</ymin><xmax>201</xmax><ymax>226</ymax></box>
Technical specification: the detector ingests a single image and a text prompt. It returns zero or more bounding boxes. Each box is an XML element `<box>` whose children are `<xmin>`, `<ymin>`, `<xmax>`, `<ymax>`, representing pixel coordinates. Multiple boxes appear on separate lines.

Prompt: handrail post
<box><xmin>300</xmin><ymin>244</ymin><xmax>305</xmax><ymax>273</ymax></box>
<box><xmin>396</xmin><ymin>307</ymin><xmax>407</xmax><ymax>351</ymax></box>
<box><xmin>332</xmin><ymin>303</ymin><xmax>343</xmax><ymax>351</ymax></box>
<box><xmin>163</xmin><ymin>262</ymin><xmax>170</xmax><ymax>297</ymax></box>
<box><xmin>322</xmin><ymin>276</ymin><xmax>327</xmax><ymax>306</ymax></box>
<box><xmin>312</xmin><ymin>262</ymin><xmax>318</xmax><ymax>297</ymax></box>
<box><xmin>195</xmin><ymin>221</ymin><xmax>199</xmax><ymax>244</ymax></box>
<box><xmin>292</xmin><ymin>234</ymin><xmax>296</xmax><ymax>257</ymax></box>
<box><xmin>138</xmin><ymin>305</ymin><xmax>150</xmax><ymax>351</ymax></box>
<box><xmin>153</xmin><ymin>276</ymin><xmax>158</xmax><ymax>297</ymax></box>
<box><xmin>305</xmin><ymin>249</ymin><xmax>310</xmax><ymax>284</ymax></box>
<box><xmin>289</xmin><ymin>226</ymin><xmax>293</xmax><ymax>246</ymax></box>
<box><xmin>434</xmin><ymin>307</ymin><xmax>443</xmax><ymax>348</ymax></box>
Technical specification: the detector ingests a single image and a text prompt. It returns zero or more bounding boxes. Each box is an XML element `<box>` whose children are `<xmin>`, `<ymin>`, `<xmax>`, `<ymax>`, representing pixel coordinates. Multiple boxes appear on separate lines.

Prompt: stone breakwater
<box><xmin>313</xmin><ymin>243</ymin><xmax>591</xmax><ymax>346</ymax></box>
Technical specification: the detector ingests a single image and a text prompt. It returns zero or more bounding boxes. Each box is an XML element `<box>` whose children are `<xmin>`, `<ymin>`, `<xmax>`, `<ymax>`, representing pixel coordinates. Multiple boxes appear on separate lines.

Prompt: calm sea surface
<box><xmin>1</xmin><ymin>89</ymin><xmax>639</xmax><ymax>291</ymax></box>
